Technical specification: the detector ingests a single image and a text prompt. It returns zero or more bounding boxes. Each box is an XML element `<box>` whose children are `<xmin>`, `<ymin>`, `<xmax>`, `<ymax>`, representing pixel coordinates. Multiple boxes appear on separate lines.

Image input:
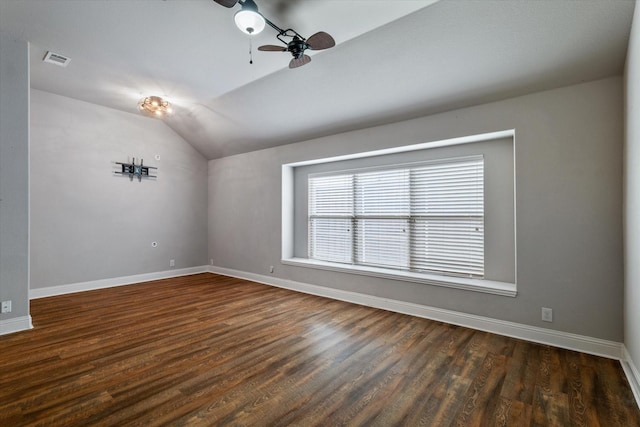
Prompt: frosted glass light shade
<box><xmin>234</xmin><ymin>10</ymin><xmax>265</xmax><ymax>34</ymax></box>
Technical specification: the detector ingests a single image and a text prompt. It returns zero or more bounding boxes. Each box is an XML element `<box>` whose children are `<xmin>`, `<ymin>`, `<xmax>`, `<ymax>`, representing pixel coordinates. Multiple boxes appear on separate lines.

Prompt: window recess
<box><xmin>282</xmin><ymin>130</ymin><xmax>516</xmax><ymax>297</ymax></box>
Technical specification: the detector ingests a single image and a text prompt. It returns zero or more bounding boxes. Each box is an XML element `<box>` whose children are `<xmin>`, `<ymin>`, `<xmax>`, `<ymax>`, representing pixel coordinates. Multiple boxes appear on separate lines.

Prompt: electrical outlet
<box><xmin>1</xmin><ymin>300</ymin><xmax>12</xmax><ymax>314</ymax></box>
<box><xmin>541</xmin><ymin>307</ymin><xmax>553</xmax><ymax>322</ymax></box>
<box><xmin>269</xmin><ymin>265</ymin><xmax>274</xmax><ymax>273</ymax></box>
<box><xmin>169</xmin><ymin>259</ymin><xmax>175</xmax><ymax>267</ymax></box>
<box><xmin>210</xmin><ymin>258</ymin><xmax>214</xmax><ymax>265</ymax></box>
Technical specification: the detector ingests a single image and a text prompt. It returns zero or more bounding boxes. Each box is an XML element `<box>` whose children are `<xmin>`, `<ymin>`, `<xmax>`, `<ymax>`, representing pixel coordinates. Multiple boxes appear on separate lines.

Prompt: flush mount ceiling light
<box><xmin>233</xmin><ymin>0</ymin><xmax>265</xmax><ymax>35</ymax></box>
<box><xmin>138</xmin><ymin>96</ymin><xmax>172</xmax><ymax>118</ymax></box>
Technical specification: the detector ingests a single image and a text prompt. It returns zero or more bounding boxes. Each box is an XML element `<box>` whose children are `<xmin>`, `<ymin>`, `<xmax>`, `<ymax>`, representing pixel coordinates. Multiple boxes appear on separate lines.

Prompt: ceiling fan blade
<box><xmin>258</xmin><ymin>45</ymin><xmax>288</xmax><ymax>52</ymax></box>
<box><xmin>306</xmin><ymin>32</ymin><xmax>336</xmax><ymax>50</ymax></box>
<box><xmin>289</xmin><ymin>55</ymin><xmax>311</xmax><ymax>69</ymax></box>
<box><xmin>212</xmin><ymin>0</ymin><xmax>239</xmax><ymax>8</ymax></box>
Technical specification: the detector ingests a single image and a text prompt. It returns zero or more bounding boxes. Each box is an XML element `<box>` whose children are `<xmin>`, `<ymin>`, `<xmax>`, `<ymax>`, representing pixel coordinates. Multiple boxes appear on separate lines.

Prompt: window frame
<box><xmin>308</xmin><ymin>155</ymin><xmax>486</xmax><ymax>278</ymax></box>
<box><xmin>281</xmin><ymin>130</ymin><xmax>517</xmax><ymax>297</ymax></box>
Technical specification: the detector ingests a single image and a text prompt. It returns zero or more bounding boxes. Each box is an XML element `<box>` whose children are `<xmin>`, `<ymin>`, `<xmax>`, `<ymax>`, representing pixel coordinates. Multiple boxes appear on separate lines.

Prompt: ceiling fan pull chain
<box><xmin>249</xmin><ymin>34</ymin><xmax>254</xmax><ymax>64</ymax></box>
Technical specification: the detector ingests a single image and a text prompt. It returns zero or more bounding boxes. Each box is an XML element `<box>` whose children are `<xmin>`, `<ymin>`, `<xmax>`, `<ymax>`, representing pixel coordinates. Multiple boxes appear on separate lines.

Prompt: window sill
<box><xmin>281</xmin><ymin>257</ymin><xmax>517</xmax><ymax>297</ymax></box>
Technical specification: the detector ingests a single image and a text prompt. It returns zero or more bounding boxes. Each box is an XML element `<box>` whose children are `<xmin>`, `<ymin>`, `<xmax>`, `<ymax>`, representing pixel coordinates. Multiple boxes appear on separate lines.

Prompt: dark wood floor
<box><xmin>1</xmin><ymin>273</ymin><xmax>638</xmax><ymax>426</ymax></box>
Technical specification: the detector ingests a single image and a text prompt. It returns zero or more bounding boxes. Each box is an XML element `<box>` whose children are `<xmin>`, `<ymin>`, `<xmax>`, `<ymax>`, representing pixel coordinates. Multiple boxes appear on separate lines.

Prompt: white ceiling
<box><xmin>0</xmin><ymin>0</ymin><xmax>635</xmax><ymax>159</ymax></box>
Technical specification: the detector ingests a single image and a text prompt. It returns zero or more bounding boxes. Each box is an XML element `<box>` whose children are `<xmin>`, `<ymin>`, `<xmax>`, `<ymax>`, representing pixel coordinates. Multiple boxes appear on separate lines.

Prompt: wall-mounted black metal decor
<box><xmin>115</xmin><ymin>158</ymin><xmax>157</xmax><ymax>182</ymax></box>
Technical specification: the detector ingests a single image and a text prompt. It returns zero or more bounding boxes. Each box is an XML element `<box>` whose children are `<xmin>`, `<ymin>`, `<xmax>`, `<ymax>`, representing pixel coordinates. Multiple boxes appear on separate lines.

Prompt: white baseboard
<box><xmin>30</xmin><ymin>266</ymin><xmax>209</xmax><ymax>299</ymax></box>
<box><xmin>0</xmin><ymin>315</ymin><xmax>33</xmax><ymax>336</ymax></box>
<box><xmin>622</xmin><ymin>346</ymin><xmax>640</xmax><ymax>409</ymax></box>
<box><xmin>208</xmin><ymin>265</ymin><xmax>623</xmax><ymax>360</ymax></box>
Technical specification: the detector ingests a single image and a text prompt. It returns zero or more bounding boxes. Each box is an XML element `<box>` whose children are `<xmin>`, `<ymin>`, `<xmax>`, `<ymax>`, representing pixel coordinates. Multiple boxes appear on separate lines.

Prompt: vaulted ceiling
<box><xmin>0</xmin><ymin>0</ymin><xmax>635</xmax><ymax>159</ymax></box>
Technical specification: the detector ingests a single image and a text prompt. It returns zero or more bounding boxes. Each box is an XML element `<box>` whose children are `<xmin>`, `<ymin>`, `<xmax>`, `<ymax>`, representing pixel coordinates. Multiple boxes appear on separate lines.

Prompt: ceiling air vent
<box><xmin>43</xmin><ymin>51</ymin><xmax>71</xmax><ymax>67</ymax></box>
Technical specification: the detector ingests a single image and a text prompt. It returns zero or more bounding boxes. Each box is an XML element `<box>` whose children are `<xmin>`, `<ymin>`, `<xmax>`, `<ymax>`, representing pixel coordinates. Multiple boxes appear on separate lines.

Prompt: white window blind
<box><xmin>308</xmin><ymin>156</ymin><xmax>484</xmax><ymax>277</ymax></box>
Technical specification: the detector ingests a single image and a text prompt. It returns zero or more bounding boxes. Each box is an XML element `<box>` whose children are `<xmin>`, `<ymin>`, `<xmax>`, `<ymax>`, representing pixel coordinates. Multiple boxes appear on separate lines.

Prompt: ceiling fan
<box><xmin>212</xmin><ymin>0</ymin><xmax>336</xmax><ymax>69</ymax></box>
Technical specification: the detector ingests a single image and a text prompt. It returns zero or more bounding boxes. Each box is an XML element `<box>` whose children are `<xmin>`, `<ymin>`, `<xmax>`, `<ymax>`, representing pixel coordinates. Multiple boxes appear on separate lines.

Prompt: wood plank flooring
<box><xmin>1</xmin><ymin>273</ymin><xmax>638</xmax><ymax>426</ymax></box>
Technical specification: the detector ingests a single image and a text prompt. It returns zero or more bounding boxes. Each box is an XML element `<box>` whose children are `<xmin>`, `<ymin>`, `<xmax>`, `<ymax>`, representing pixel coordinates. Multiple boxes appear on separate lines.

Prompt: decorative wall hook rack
<box><xmin>115</xmin><ymin>157</ymin><xmax>157</xmax><ymax>182</ymax></box>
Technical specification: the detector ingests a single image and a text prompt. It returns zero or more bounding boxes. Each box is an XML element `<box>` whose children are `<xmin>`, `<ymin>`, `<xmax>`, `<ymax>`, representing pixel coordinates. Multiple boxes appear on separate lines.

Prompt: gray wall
<box><xmin>30</xmin><ymin>90</ymin><xmax>208</xmax><ymax>289</ymax></box>
<box><xmin>0</xmin><ymin>35</ymin><xmax>30</xmax><ymax>330</ymax></box>
<box><xmin>209</xmin><ymin>77</ymin><xmax>623</xmax><ymax>341</ymax></box>
<box><xmin>625</xmin><ymin>3</ymin><xmax>640</xmax><ymax>374</ymax></box>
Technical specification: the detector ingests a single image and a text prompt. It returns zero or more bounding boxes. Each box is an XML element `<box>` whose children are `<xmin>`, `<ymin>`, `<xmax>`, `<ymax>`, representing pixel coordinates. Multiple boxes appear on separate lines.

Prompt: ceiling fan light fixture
<box><xmin>138</xmin><ymin>96</ymin><xmax>172</xmax><ymax>118</ymax></box>
<box><xmin>234</xmin><ymin>0</ymin><xmax>265</xmax><ymax>34</ymax></box>
<box><xmin>213</xmin><ymin>0</ymin><xmax>335</xmax><ymax>69</ymax></box>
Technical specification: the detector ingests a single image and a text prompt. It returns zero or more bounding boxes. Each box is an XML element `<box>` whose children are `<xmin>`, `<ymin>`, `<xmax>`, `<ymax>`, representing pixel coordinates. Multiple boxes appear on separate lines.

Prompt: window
<box><xmin>308</xmin><ymin>156</ymin><xmax>484</xmax><ymax>278</ymax></box>
<box><xmin>282</xmin><ymin>130</ymin><xmax>516</xmax><ymax>297</ymax></box>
